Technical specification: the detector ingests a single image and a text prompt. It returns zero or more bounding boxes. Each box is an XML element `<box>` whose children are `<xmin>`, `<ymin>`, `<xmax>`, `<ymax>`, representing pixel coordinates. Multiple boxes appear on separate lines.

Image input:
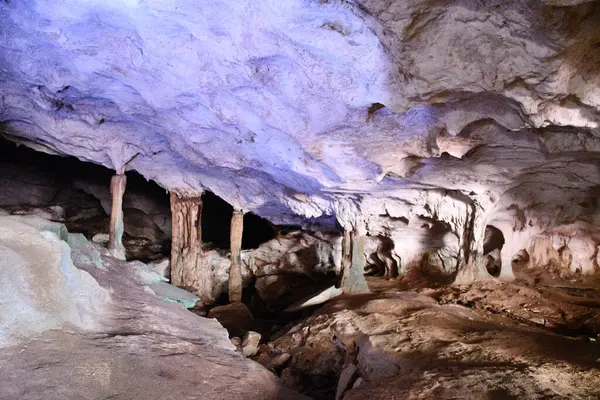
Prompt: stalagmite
<box><xmin>455</xmin><ymin>205</ymin><xmax>492</xmax><ymax>284</ymax></box>
<box><xmin>170</xmin><ymin>193</ymin><xmax>213</xmax><ymax>301</ymax></box>
<box><xmin>228</xmin><ymin>209</ymin><xmax>244</xmax><ymax>303</ymax></box>
<box><xmin>108</xmin><ymin>173</ymin><xmax>127</xmax><ymax>260</ymax></box>
<box><xmin>340</xmin><ymin>225</ymin><xmax>369</xmax><ymax>294</ymax></box>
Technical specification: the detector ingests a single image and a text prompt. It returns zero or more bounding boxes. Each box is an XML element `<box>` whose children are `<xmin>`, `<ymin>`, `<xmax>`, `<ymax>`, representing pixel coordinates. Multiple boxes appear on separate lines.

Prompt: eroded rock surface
<box><xmin>0</xmin><ymin>149</ymin><xmax>171</xmax><ymax>261</ymax></box>
<box><xmin>2</xmin><ymin>1</ymin><xmax>600</xmax><ymax>282</ymax></box>
<box><xmin>0</xmin><ymin>213</ymin><xmax>307</xmax><ymax>400</ymax></box>
<box><xmin>267</xmin><ymin>286</ymin><xmax>600</xmax><ymax>399</ymax></box>
<box><xmin>0</xmin><ymin>215</ymin><xmax>108</xmax><ymax>346</ymax></box>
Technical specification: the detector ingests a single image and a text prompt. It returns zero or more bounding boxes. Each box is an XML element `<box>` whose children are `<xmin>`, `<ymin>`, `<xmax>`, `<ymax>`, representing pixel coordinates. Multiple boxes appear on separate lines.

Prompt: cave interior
<box><xmin>3</xmin><ymin>1</ymin><xmax>600</xmax><ymax>399</ymax></box>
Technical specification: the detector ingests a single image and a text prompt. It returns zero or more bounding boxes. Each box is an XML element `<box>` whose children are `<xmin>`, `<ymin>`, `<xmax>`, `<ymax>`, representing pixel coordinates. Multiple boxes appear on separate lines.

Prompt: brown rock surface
<box><xmin>268</xmin><ymin>284</ymin><xmax>600</xmax><ymax>399</ymax></box>
<box><xmin>207</xmin><ymin>302</ymin><xmax>257</xmax><ymax>338</ymax></box>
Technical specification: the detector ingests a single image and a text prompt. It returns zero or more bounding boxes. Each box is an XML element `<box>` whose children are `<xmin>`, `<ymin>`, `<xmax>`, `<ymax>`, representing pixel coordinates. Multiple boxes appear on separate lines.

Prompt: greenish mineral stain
<box><xmin>160</xmin><ymin>296</ymin><xmax>198</xmax><ymax>309</ymax></box>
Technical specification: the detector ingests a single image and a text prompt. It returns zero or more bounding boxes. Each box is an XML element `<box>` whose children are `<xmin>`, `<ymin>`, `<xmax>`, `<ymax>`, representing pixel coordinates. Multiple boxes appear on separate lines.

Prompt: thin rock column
<box><xmin>228</xmin><ymin>208</ymin><xmax>244</xmax><ymax>303</ymax></box>
<box><xmin>108</xmin><ymin>173</ymin><xmax>127</xmax><ymax>260</ymax></box>
<box><xmin>340</xmin><ymin>224</ymin><xmax>370</xmax><ymax>294</ymax></box>
<box><xmin>170</xmin><ymin>193</ymin><xmax>211</xmax><ymax>300</ymax></box>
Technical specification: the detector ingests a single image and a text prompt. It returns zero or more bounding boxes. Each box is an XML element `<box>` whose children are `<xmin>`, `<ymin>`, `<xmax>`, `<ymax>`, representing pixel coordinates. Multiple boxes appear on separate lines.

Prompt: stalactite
<box><xmin>108</xmin><ymin>173</ymin><xmax>127</xmax><ymax>260</ymax></box>
<box><xmin>170</xmin><ymin>192</ymin><xmax>213</xmax><ymax>302</ymax></box>
<box><xmin>228</xmin><ymin>209</ymin><xmax>244</xmax><ymax>303</ymax></box>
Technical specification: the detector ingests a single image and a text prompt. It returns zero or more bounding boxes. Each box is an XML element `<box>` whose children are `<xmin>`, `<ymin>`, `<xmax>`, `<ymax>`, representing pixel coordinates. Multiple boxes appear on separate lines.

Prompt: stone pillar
<box><xmin>338</xmin><ymin>229</ymin><xmax>352</xmax><ymax>288</ymax></box>
<box><xmin>170</xmin><ymin>193</ymin><xmax>212</xmax><ymax>301</ymax></box>
<box><xmin>454</xmin><ymin>207</ymin><xmax>491</xmax><ymax>284</ymax></box>
<box><xmin>228</xmin><ymin>209</ymin><xmax>244</xmax><ymax>303</ymax></box>
<box><xmin>108</xmin><ymin>173</ymin><xmax>127</xmax><ymax>260</ymax></box>
<box><xmin>340</xmin><ymin>225</ymin><xmax>370</xmax><ymax>294</ymax></box>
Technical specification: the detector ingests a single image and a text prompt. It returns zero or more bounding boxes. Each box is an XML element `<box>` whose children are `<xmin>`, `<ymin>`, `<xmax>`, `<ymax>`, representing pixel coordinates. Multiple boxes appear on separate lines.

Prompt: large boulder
<box><xmin>207</xmin><ymin>302</ymin><xmax>256</xmax><ymax>338</ymax></box>
<box><xmin>0</xmin><ymin>215</ymin><xmax>108</xmax><ymax>346</ymax></box>
<box><xmin>0</xmin><ymin>213</ymin><xmax>307</xmax><ymax>400</ymax></box>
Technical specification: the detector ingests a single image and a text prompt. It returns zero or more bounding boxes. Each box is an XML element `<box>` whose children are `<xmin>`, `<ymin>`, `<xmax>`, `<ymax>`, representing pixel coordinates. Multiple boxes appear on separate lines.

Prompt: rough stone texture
<box><xmin>0</xmin><ymin>215</ymin><xmax>108</xmax><ymax>346</ymax></box>
<box><xmin>242</xmin><ymin>331</ymin><xmax>262</xmax><ymax>357</ymax></box>
<box><xmin>191</xmin><ymin>230</ymin><xmax>339</xmax><ymax>307</ymax></box>
<box><xmin>207</xmin><ymin>302</ymin><xmax>256</xmax><ymax>338</ymax></box>
<box><xmin>228</xmin><ymin>209</ymin><xmax>244</xmax><ymax>302</ymax></box>
<box><xmin>3</xmin><ymin>1</ymin><xmax>600</xmax><ymax>281</ymax></box>
<box><xmin>148</xmin><ymin>257</ymin><xmax>170</xmax><ymax>279</ymax></box>
<box><xmin>342</xmin><ymin>229</ymin><xmax>370</xmax><ymax>294</ymax></box>
<box><xmin>269</xmin><ymin>287</ymin><xmax>600</xmax><ymax>399</ymax></box>
<box><xmin>73</xmin><ymin>177</ymin><xmax>172</xmax><ymax>237</ymax></box>
<box><xmin>0</xmin><ymin>155</ymin><xmax>171</xmax><ymax>260</ymax></box>
<box><xmin>0</xmin><ymin>212</ymin><xmax>307</xmax><ymax>400</ymax></box>
<box><xmin>527</xmin><ymin>222</ymin><xmax>600</xmax><ymax>277</ymax></box>
<box><xmin>335</xmin><ymin>363</ymin><xmax>357</xmax><ymax>400</ymax></box>
<box><xmin>0</xmin><ymin>164</ymin><xmax>61</xmax><ymax>207</ymax></box>
<box><xmin>169</xmin><ymin>193</ymin><xmax>208</xmax><ymax>299</ymax></box>
<box><xmin>108</xmin><ymin>173</ymin><xmax>126</xmax><ymax>259</ymax></box>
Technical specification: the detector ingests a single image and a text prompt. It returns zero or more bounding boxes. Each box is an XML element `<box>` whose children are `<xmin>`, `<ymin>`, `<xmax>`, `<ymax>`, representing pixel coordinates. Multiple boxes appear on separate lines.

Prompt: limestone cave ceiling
<box><xmin>2</xmin><ymin>0</ymin><xmax>600</xmax><ymax>230</ymax></box>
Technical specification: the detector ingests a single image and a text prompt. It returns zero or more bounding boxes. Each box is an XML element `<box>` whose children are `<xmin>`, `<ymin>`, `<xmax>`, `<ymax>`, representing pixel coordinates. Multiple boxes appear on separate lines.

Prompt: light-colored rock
<box><xmin>527</xmin><ymin>223</ymin><xmax>600</xmax><ymax>278</ymax></box>
<box><xmin>92</xmin><ymin>232</ymin><xmax>109</xmax><ymax>244</ymax></box>
<box><xmin>285</xmin><ymin>285</ymin><xmax>344</xmax><ymax>312</ymax></box>
<box><xmin>148</xmin><ymin>257</ymin><xmax>170</xmax><ymax>279</ymax></box>
<box><xmin>230</xmin><ymin>337</ymin><xmax>242</xmax><ymax>350</ymax></box>
<box><xmin>0</xmin><ymin>216</ymin><xmax>108</xmax><ymax>346</ymax></box>
<box><xmin>0</xmin><ymin>214</ymin><xmax>308</xmax><ymax>400</ymax></box>
<box><xmin>242</xmin><ymin>331</ymin><xmax>262</xmax><ymax>357</ymax></box>
<box><xmin>271</xmin><ymin>352</ymin><xmax>291</xmax><ymax>368</ymax></box>
<box><xmin>2</xmin><ymin>0</ymin><xmax>600</xmax><ymax>286</ymax></box>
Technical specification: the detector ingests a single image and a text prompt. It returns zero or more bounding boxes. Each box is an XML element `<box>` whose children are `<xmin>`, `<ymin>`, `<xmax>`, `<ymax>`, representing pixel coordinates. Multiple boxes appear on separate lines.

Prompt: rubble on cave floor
<box><xmin>253</xmin><ymin>275</ymin><xmax>600</xmax><ymax>400</ymax></box>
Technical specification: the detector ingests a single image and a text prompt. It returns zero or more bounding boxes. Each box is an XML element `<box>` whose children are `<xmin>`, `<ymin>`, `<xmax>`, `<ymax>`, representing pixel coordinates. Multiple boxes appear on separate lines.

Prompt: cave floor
<box><xmin>260</xmin><ymin>272</ymin><xmax>600</xmax><ymax>400</ymax></box>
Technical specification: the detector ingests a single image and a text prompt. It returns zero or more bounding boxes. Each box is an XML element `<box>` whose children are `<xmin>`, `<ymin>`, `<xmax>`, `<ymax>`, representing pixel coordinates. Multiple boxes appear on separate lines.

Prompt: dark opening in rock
<box><xmin>201</xmin><ymin>191</ymin><xmax>276</xmax><ymax>250</ymax></box>
<box><xmin>0</xmin><ymin>136</ymin><xmax>170</xmax><ymax>261</ymax></box>
<box><xmin>483</xmin><ymin>225</ymin><xmax>505</xmax><ymax>277</ymax></box>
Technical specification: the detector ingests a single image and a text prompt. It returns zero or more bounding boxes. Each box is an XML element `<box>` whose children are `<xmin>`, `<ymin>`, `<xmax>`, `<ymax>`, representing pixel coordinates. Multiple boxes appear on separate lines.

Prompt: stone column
<box><xmin>228</xmin><ymin>209</ymin><xmax>244</xmax><ymax>303</ymax></box>
<box><xmin>170</xmin><ymin>193</ymin><xmax>212</xmax><ymax>300</ymax></box>
<box><xmin>338</xmin><ymin>229</ymin><xmax>352</xmax><ymax>288</ymax></box>
<box><xmin>340</xmin><ymin>224</ymin><xmax>369</xmax><ymax>294</ymax></box>
<box><xmin>455</xmin><ymin>206</ymin><xmax>491</xmax><ymax>284</ymax></box>
<box><xmin>108</xmin><ymin>173</ymin><xmax>127</xmax><ymax>260</ymax></box>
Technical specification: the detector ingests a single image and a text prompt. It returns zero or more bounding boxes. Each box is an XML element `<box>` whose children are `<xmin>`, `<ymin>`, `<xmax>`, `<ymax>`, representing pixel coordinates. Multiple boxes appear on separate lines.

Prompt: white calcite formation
<box><xmin>2</xmin><ymin>1</ymin><xmax>600</xmax><ymax>281</ymax></box>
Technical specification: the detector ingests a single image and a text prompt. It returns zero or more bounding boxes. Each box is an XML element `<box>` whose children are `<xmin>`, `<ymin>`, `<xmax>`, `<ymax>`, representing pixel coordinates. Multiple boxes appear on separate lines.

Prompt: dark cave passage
<box><xmin>0</xmin><ymin>136</ymin><xmax>276</xmax><ymax>262</ymax></box>
<box><xmin>483</xmin><ymin>225</ymin><xmax>505</xmax><ymax>278</ymax></box>
<box><xmin>201</xmin><ymin>191</ymin><xmax>276</xmax><ymax>250</ymax></box>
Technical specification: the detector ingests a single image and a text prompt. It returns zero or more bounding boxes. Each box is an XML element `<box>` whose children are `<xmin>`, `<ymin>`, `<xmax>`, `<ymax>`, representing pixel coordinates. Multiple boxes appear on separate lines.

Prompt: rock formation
<box><xmin>108</xmin><ymin>173</ymin><xmax>127</xmax><ymax>259</ymax></box>
<box><xmin>0</xmin><ymin>211</ymin><xmax>306</xmax><ymax>400</ymax></box>
<box><xmin>2</xmin><ymin>1</ymin><xmax>600</xmax><ymax>283</ymax></box>
<box><xmin>4</xmin><ymin>0</ymin><xmax>600</xmax><ymax>398</ymax></box>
